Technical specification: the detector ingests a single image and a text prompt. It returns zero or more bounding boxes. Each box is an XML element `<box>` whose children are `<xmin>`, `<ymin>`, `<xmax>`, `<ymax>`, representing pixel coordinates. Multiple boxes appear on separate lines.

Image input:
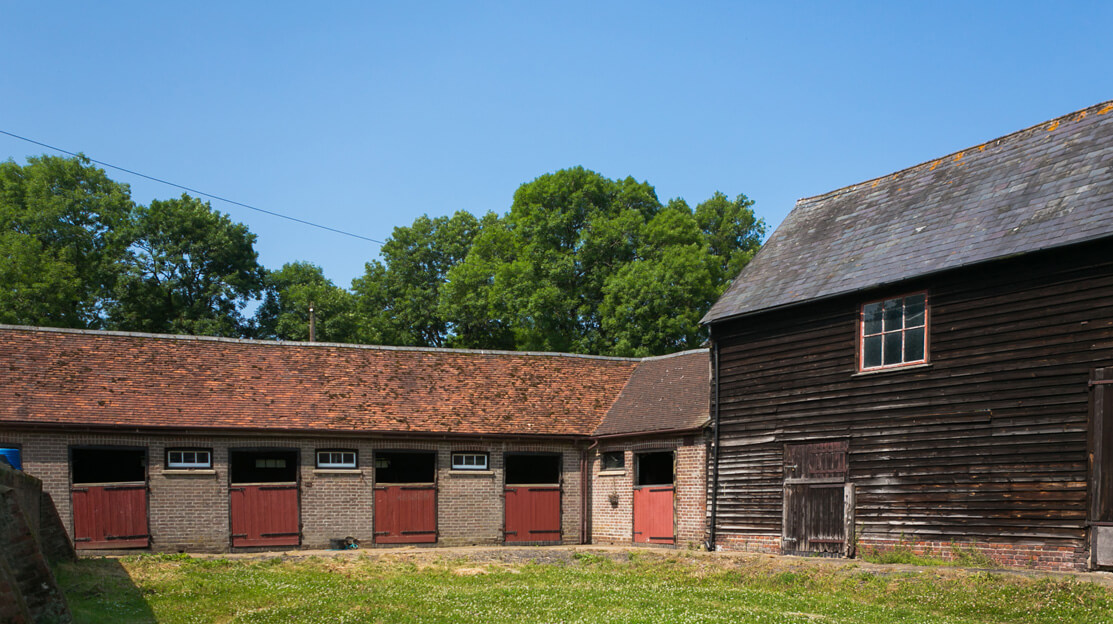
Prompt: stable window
<box><xmin>451</xmin><ymin>452</ymin><xmax>488</xmax><ymax>471</ymax></box>
<box><xmin>316</xmin><ymin>450</ymin><xmax>357</xmax><ymax>469</ymax></box>
<box><xmin>166</xmin><ymin>449</ymin><xmax>211</xmax><ymax>469</ymax></box>
<box><xmin>230</xmin><ymin>449</ymin><xmax>298</xmax><ymax>483</ymax></box>
<box><xmin>860</xmin><ymin>292</ymin><xmax>927</xmax><ymax>370</ymax></box>
<box><xmin>636</xmin><ymin>451</ymin><xmax>674</xmax><ymax>486</ymax></box>
<box><xmin>505</xmin><ymin>453</ymin><xmax>560</xmax><ymax>485</ymax></box>
<box><xmin>601</xmin><ymin>451</ymin><xmax>625</xmax><ymax>471</ymax></box>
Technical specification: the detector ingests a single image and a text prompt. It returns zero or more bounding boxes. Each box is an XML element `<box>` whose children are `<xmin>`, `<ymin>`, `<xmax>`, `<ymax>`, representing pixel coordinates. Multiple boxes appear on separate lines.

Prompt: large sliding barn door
<box><xmin>783</xmin><ymin>441</ymin><xmax>849</xmax><ymax>556</ymax></box>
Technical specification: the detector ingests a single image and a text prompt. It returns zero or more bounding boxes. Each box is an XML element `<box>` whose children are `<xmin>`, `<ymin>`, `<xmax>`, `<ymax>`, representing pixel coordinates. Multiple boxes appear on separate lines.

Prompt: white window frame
<box><xmin>316</xmin><ymin>450</ymin><xmax>357</xmax><ymax>469</ymax></box>
<box><xmin>860</xmin><ymin>291</ymin><xmax>929</xmax><ymax>371</ymax></box>
<box><xmin>167</xmin><ymin>449</ymin><xmax>211</xmax><ymax>469</ymax></box>
<box><xmin>451</xmin><ymin>452</ymin><xmax>488</xmax><ymax>471</ymax></box>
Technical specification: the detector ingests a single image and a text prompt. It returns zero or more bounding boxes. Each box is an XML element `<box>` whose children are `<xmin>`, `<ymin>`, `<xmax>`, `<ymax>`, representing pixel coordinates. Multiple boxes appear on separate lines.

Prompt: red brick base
<box><xmin>857</xmin><ymin>538</ymin><xmax>1087</xmax><ymax>572</ymax></box>
<box><xmin>714</xmin><ymin>534</ymin><xmax>782</xmax><ymax>554</ymax></box>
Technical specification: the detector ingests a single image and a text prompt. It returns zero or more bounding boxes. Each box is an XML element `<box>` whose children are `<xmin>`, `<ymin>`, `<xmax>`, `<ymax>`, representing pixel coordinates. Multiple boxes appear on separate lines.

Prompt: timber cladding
<box><xmin>709</xmin><ymin>240</ymin><xmax>1113</xmax><ymax>571</ymax></box>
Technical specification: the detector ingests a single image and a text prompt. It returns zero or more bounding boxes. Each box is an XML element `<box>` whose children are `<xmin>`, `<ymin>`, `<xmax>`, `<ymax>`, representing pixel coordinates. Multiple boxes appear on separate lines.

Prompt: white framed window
<box><xmin>451</xmin><ymin>452</ymin><xmax>488</xmax><ymax>471</ymax></box>
<box><xmin>167</xmin><ymin>449</ymin><xmax>211</xmax><ymax>469</ymax></box>
<box><xmin>860</xmin><ymin>292</ymin><xmax>928</xmax><ymax>371</ymax></box>
<box><xmin>316</xmin><ymin>450</ymin><xmax>357</xmax><ymax>469</ymax></box>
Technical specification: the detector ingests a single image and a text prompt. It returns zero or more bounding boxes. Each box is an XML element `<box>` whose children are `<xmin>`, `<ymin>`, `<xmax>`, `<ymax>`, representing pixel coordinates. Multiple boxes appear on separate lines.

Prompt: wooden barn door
<box><xmin>504</xmin><ymin>453</ymin><xmax>562</xmax><ymax>544</ymax></box>
<box><xmin>633</xmin><ymin>451</ymin><xmax>676</xmax><ymax>544</ymax></box>
<box><xmin>783</xmin><ymin>441</ymin><xmax>849</xmax><ymax>556</ymax></box>
<box><xmin>1091</xmin><ymin>367</ymin><xmax>1113</xmax><ymax>569</ymax></box>
<box><xmin>229</xmin><ymin>450</ymin><xmax>300</xmax><ymax>547</ymax></box>
<box><xmin>373</xmin><ymin>451</ymin><xmax>437</xmax><ymax>544</ymax></box>
<box><xmin>70</xmin><ymin>448</ymin><xmax>149</xmax><ymax>549</ymax></box>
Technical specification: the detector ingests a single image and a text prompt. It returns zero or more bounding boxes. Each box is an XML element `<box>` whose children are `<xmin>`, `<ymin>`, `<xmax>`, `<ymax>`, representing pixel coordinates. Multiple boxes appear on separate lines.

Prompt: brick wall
<box><xmin>857</xmin><ymin>537</ymin><xmax>1087</xmax><ymax>572</ymax></box>
<box><xmin>2</xmin><ymin>430</ymin><xmax>588</xmax><ymax>552</ymax></box>
<box><xmin>589</xmin><ymin>434</ymin><xmax>707</xmax><ymax>548</ymax></box>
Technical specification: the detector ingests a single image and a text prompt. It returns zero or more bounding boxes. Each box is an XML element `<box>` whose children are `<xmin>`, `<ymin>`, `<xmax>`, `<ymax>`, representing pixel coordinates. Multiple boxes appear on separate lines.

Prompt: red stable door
<box><xmin>633</xmin><ymin>450</ymin><xmax>675</xmax><ymax>544</ymax></box>
<box><xmin>229</xmin><ymin>450</ymin><xmax>300</xmax><ymax>548</ymax></box>
<box><xmin>230</xmin><ymin>484</ymin><xmax>300</xmax><ymax>547</ymax></box>
<box><xmin>633</xmin><ymin>486</ymin><xmax>675</xmax><ymax>544</ymax></box>
<box><xmin>374</xmin><ymin>485</ymin><xmax>437</xmax><ymax>543</ymax></box>
<box><xmin>504</xmin><ymin>486</ymin><xmax>561</xmax><ymax>543</ymax></box>
<box><xmin>71</xmin><ymin>483</ymin><xmax>149</xmax><ymax>549</ymax></box>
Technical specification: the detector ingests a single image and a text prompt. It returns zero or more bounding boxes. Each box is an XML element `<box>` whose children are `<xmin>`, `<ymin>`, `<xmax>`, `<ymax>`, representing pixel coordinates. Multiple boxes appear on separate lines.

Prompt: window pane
<box><xmin>905</xmin><ymin>294</ymin><xmax>925</xmax><ymax>327</ymax></box>
<box><xmin>863</xmin><ymin>302</ymin><xmax>882</xmax><ymax>335</ymax></box>
<box><xmin>863</xmin><ymin>335</ymin><xmax>882</xmax><ymax>367</ymax></box>
<box><xmin>905</xmin><ymin>327</ymin><xmax>925</xmax><ymax>362</ymax></box>
<box><xmin>883</xmin><ymin>298</ymin><xmax>903</xmax><ymax>331</ymax></box>
<box><xmin>602</xmin><ymin>451</ymin><xmax>624</xmax><ymax>470</ymax></box>
<box><xmin>883</xmin><ymin>332</ymin><xmax>903</xmax><ymax>365</ymax></box>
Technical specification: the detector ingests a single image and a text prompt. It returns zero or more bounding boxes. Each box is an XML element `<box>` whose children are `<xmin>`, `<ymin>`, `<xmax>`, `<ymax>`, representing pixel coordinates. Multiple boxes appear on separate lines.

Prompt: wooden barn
<box><xmin>702</xmin><ymin>100</ymin><xmax>1113</xmax><ymax>571</ymax></box>
<box><xmin>0</xmin><ymin>325</ymin><xmax>708</xmax><ymax>552</ymax></box>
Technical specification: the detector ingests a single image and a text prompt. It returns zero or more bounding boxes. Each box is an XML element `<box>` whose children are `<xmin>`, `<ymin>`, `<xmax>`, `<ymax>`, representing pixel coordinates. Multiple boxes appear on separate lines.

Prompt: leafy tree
<box><xmin>440</xmin><ymin>168</ymin><xmax>765</xmax><ymax>356</ymax></box>
<box><xmin>352</xmin><ymin>211</ymin><xmax>483</xmax><ymax>347</ymax></box>
<box><xmin>254</xmin><ymin>262</ymin><xmax>357</xmax><ymax>342</ymax></box>
<box><xmin>108</xmin><ymin>194</ymin><xmax>265</xmax><ymax>337</ymax></box>
<box><xmin>0</xmin><ymin>155</ymin><xmax>133</xmax><ymax>327</ymax></box>
<box><xmin>441</xmin><ymin>167</ymin><xmax>661</xmax><ymax>353</ymax></box>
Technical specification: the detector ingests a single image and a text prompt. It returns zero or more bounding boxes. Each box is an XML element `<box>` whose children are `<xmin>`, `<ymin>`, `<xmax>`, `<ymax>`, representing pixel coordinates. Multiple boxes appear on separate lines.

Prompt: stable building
<box><xmin>0</xmin><ymin>325</ymin><xmax>708</xmax><ymax>552</ymax></box>
<box><xmin>702</xmin><ymin>100</ymin><xmax>1113</xmax><ymax>571</ymax></box>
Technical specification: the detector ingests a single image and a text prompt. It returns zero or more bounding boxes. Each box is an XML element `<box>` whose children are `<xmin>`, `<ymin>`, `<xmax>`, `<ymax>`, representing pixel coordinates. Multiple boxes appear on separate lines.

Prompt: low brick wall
<box><xmin>857</xmin><ymin>537</ymin><xmax>1087</xmax><ymax>572</ymax></box>
<box><xmin>714</xmin><ymin>534</ymin><xmax>782</xmax><ymax>554</ymax></box>
<box><xmin>0</xmin><ymin>464</ymin><xmax>73</xmax><ymax>623</ymax></box>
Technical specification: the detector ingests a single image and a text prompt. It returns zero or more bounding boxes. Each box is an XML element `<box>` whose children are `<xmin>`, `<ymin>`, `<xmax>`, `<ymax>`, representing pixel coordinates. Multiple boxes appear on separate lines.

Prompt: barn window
<box><xmin>861</xmin><ymin>292</ymin><xmax>927</xmax><ymax>370</ymax></box>
<box><xmin>166</xmin><ymin>449</ymin><xmax>211</xmax><ymax>469</ymax></box>
<box><xmin>601</xmin><ymin>451</ymin><xmax>625</xmax><ymax>471</ymax></box>
<box><xmin>451</xmin><ymin>452</ymin><xmax>488</xmax><ymax>471</ymax></box>
<box><xmin>316</xmin><ymin>450</ymin><xmax>357</xmax><ymax>469</ymax></box>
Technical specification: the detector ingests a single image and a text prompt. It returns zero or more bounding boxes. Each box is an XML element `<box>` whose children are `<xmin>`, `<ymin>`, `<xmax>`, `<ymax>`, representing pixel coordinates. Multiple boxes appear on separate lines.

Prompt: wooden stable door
<box><xmin>230</xmin><ymin>484</ymin><xmax>300</xmax><ymax>547</ymax></box>
<box><xmin>504</xmin><ymin>486</ymin><xmax>561</xmax><ymax>543</ymax></box>
<box><xmin>71</xmin><ymin>483</ymin><xmax>149</xmax><ymax>549</ymax></box>
<box><xmin>633</xmin><ymin>486</ymin><xmax>675</xmax><ymax>544</ymax></box>
<box><xmin>374</xmin><ymin>485</ymin><xmax>436</xmax><ymax>543</ymax></box>
<box><xmin>783</xmin><ymin>441</ymin><xmax>849</xmax><ymax>555</ymax></box>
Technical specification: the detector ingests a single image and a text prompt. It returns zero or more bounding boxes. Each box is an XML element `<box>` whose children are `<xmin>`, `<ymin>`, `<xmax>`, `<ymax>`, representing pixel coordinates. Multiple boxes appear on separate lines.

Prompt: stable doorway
<box><xmin>633</xmin><ymin>451</ymin><xmax>675</xmax><ymax>545</ymax></box>
<box><xmin>373</xmin><ymin>451</ymin><xmax>437</xmax><ymax>544</ymax></box>
<box><xmin>70</xmin><ymin>447</ymin><xmax>149</xmax><ymax>549</ymax></box>
<box><xmin>504</xmin><ymin>453</ymin><xmax>562</xmax><ymax>544</ymax></box>
<box><xmin>229</xmin><ymin>449</ymin><xmax>300</xmax><ymax>547</ymax></box>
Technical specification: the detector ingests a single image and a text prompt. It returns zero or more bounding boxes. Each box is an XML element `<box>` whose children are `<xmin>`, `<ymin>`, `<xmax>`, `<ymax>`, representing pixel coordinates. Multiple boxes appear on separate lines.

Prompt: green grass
<box><xmin>56</xmin><ymin>551</ymin><xmax>1113</xmax><ymax>624</ymax></box>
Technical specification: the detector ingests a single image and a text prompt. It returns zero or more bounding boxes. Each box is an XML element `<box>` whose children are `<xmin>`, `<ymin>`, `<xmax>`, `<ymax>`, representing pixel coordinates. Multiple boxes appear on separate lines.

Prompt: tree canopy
<box><xmin>2</xmin><ymin>156</ymin><xmax>764</xmax><ymax>356</ymax></box>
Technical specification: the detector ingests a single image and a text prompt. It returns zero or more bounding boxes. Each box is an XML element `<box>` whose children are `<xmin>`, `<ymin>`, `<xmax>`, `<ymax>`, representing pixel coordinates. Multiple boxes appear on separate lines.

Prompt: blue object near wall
<box><xmin>0</xmin><ymin>448</ymin><xmax>22</xmax><ymax>471</ymax></box>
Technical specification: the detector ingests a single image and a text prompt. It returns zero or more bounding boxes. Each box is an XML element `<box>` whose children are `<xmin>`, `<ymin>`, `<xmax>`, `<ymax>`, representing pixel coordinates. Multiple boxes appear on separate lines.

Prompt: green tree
<box><xmin>254</xmin><ymin>262</ymin><xmax>357</xmax><ymax>342</ymax></box>
<box><xmin>108</xmin><ymin>194</ymin><xmax>265</xmax><ymax>337</ymax></box>
<box><xmin>441</xmin><ymin>167</ymin><xmax>661</xmax><ymax>353</ymax></box>
<box><xmin>695</xmin><ymin>191</ymin><xmax>763</xmax><ymax>289</ymax></box>
<box><xmin>0</xmin><ymin>155</ymin><xmax>133</xmax><ymax>327</ymax></box>
<box><xmin>351</xmin><ymin>211</ymin><xmax>483</xmax><ymax>347</ymax></box>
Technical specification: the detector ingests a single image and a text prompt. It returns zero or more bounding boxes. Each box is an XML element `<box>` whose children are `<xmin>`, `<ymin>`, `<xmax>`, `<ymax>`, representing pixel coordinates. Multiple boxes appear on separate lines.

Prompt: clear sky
<box><xmin>2</xmin><ymin>2</ymin><xmax>1110</xmax><ymax>288</ymax></box>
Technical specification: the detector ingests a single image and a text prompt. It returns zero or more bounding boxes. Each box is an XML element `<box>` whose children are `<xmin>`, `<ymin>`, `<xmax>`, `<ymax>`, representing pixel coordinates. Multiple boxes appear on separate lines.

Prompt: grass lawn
<box><xmin>56</xmin><ymin>549</ymin><xmax>1113</xmax><ymax>623</ymax></box>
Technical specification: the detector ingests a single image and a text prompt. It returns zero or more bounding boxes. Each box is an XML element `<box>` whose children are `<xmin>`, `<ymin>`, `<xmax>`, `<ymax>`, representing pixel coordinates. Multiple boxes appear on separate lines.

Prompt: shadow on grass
<box><xmin>54</xmin><ymin>557</ymin><xmax>157</xmax><ymax>623</ymax></box>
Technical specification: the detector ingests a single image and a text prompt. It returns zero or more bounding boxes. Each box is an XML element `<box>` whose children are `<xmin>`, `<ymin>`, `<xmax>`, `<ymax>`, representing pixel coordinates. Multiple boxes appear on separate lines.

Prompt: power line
<box><xmin>0</xmin><ymin>129</ymin><xmax>385</xmax><ymax>245</ymax></box>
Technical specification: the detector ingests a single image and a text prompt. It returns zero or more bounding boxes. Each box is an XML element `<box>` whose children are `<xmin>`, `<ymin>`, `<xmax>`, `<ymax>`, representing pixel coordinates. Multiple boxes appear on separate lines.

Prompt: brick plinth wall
<box><xmin>857</xmin><ymin>538</ymin><xmax>1087</xmax><ymax>572</ymax></box>
<box><xmin>714</xmin><ymin>534</ymin><xmax>782</xmax><ymax>554</ymax></box>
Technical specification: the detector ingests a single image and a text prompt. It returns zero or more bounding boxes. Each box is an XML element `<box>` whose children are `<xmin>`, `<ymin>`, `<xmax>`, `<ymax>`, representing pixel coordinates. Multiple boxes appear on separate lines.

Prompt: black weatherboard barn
<box><xmin>702</xmin><ymin>101</ymin><xmax>1113</xmax><ymax>571</ymax></box>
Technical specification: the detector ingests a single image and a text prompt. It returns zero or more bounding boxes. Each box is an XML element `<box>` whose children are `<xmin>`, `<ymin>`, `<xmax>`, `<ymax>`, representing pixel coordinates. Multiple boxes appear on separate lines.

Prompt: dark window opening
<box><xmin>601</xmin><ymin>451</ymin><xmax>625</xmax><ymax>471</ymax></box>
<box><xmin>636</xmin><ymin>451</ymin><xmax>674</xmax><ymax>486</ymax></box>
<box><xmin>374</xmin><ymin>451</ymin><xmax>435</xmax><ymax>484</ymax></box>
<box><xmin>230</xmin><ymin>450</ymin><xmax>298</xmax><ymax>483</ymax></box>
<box><xmin>72</xmin><ymin>448</ymin><xmax>146</xmax><ymax>484</ymax></box>
<box><xmin>505</xmin><ymin>454</ymin><xmax>560</xmax><ymax>485</ymax></box>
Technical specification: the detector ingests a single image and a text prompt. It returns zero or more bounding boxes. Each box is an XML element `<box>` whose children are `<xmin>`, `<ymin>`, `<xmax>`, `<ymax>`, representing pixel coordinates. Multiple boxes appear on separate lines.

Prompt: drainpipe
<box><xmin>581</xmin><ymin>438</ymin><xmax>599</xmax><ymax>545</ymax></box>
<box><xmin>706</xmin><ymin>337</ymin><xmax>721</xmax><ymax>551</ymax></box>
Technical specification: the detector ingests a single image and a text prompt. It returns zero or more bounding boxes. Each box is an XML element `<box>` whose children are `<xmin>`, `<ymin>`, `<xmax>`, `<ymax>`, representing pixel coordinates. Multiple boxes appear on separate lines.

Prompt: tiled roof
<box><xmin>0</xmin><ymin>326</ymin><xmax>639</xmax><ymax>437</ymax></box>
<box><xmin>593</xmin><ymin>349</ymin><xmax>708</xmax><ymax>436</ymax></box>
<box><xmin>704</xmin><ymin>100</ymin><xmax>1113</xmax><ymax>323</ymax></box>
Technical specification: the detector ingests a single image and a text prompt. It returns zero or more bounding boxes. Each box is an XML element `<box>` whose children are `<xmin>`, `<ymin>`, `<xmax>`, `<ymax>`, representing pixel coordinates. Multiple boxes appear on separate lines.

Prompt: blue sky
<box><xmin>2</xmin><ymin>2</ymin><xmax>1110</xmax><ymax>288</ymax></box>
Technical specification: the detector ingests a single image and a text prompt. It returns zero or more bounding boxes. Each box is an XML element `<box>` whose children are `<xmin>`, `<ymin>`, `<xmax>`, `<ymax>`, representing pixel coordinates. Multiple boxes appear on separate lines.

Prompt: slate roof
<box><xmin>593</xmin><ymin>349</ymin><xmax>709</xmax><ymax>436</ymax></box>
<box><xmin>704</xmin><ymin>100</ymin><xmax>1113</xmax><ymax>323</ymax></box>
<box><xmin>0</xmin><ymin>325</ymin><xmax>706</xmax><ymax>438</ymax></box>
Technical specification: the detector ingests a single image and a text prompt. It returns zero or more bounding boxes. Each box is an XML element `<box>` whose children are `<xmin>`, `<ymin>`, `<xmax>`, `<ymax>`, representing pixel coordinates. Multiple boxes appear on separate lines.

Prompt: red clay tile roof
<box><xmin>593</xmin><ymin>349</ymin><xmax>709</xmax><ymax>436</ymax></box>
<box><xmin>0</xmin><ymin>326</ymin><xmax>640</xmax><ymax>437</ymax></box>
